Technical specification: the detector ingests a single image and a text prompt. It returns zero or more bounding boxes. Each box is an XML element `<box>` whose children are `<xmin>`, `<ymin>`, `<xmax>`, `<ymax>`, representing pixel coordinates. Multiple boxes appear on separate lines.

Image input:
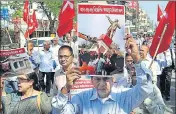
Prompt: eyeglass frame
<box><xmin>58</xmin><ymin>54</ymin><xmax>73</xmax><ymax>60</ymax></box>
<box><xmin>17</xmin><ymin>77</ymin><xmax>30</xmax><ymax>83</ymax></box>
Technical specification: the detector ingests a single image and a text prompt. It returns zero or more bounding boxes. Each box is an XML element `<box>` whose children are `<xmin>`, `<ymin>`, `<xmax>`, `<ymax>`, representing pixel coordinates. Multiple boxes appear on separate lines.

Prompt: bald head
<box><xmin>43</xmin><ymin>40</ymin><xmax>51</xmax><ymax>51</ymax></box>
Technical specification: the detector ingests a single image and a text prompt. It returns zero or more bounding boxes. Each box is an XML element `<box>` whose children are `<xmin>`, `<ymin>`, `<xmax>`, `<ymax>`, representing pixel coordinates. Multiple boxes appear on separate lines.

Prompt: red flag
<box><xmin>149</xmin><ymin>1</ymin><xmax>176</xmax><ymax>57</ymax></box>
<box><xmin>57</xmin><ymin>0</ymin><xmax>75</xmax><ymax>37</ymax></box>
<box><xmin>32</xmin><ymin>11</ymin><xmax>38</xmax><ymax>28</ymax></box>
<box><xmin>57</xmin><ymin>20</ymin><xmax>73</xmax><ymax>38</ymax></box>
<box><xmin>24</xmin><ymin>11</ymin><xmax>38</xmax><ymax>38</ymax></box>
<box><xmin>23</xmin><ymin>0</ymin><xmax>29</xmax><ymax>23</ymax></box>
<box><xmin>157</xmin><ymin>5</ymin><xmax>163</xmax><ymax>21</ymax></box>
<box><xmin>127</xmin><ymin>1</ymin><xmax>138</xmax><ymax>9</ymax></box>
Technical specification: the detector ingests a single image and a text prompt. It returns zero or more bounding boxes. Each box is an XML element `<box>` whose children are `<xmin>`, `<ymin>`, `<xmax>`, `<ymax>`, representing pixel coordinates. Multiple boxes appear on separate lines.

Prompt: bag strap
<box><xmin>37</xmin><ymin>91</ymin><xmax>42</xmax><ymax>114</ymax></box>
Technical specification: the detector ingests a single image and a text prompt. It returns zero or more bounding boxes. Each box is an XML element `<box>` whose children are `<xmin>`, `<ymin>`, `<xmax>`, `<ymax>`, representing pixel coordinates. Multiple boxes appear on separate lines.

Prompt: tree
<box><xmin>38</xmin><ymin>0</ymin><xmax>78</xmax><ymax>35</ymax></box>
<box><xmin>37</xmin><ymin>0</ymin><xmax>62</xmax><ymax>35</ymax></box>
<box><xmin>9</xmin><ymin>1</ymin><xmax>23</xmax><ymax>18</ymax></box>
<box><xmin>0</xmin><ymin>1</ymin><xmax>23</xmax><ymax>44</ymax></box>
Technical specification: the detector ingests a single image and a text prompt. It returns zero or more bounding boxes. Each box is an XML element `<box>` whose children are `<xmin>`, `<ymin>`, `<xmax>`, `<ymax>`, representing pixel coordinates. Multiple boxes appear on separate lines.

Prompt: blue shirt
<box><xmin>28</xmin><ymin>50</ymin><xmax>40</xmax><ymax>69</ymax></box>
<box><xmin>52</xmin><ymin>62</ymin><xmax>153</xmax><ymax>114</ymax></box>
<box><xmin>39</xmin><ymin>50</ymin><xmax>53</xmax><ymax>72</ymax></box>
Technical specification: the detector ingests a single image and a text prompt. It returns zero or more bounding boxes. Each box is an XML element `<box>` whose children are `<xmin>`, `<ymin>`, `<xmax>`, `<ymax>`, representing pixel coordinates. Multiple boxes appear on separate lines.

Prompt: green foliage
<box><xmin>11</xmin><ymin>9</ymin><xmax>23</xmax><ymax>18</ymax></box>
<box><xmin>42</xmin><ymin>0</ymin><xmax>62</xmax><ymax>18</ymax></box>
<box><xmin>9</xmin><ymin>1</ymin><xmax>23</xmax><ymax>18</ymax></box>
<box><xmin>42</xmin><ymin>0</ymin><xmax>78</xmax><ymax>21</ymax></box>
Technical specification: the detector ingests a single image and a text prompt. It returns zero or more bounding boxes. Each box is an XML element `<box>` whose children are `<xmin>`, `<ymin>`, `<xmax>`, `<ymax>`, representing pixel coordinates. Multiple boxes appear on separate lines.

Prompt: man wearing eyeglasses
<box><xmin>54</xmin><ymin>45</ymin><xmax>76</xmax><ymax>95</ymax></box>
<box><xmin>52</xmin><ymin>35</ymin><xmax>153</xmax><ymax>114</ymax></box>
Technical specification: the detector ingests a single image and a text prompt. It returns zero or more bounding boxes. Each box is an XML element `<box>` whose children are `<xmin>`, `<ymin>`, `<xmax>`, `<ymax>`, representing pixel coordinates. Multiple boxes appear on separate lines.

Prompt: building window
<box><xmin>30</xmin><ymin>31</ymin><xmax>50</xmax><ymax>38</ymax></box>
<box><xmin>13</xmin><ymin>62</ymin><xmax>18</xmax><ymax>69</ymax></box>
<box><xmin>19</xmin><ymin>61</ymin><xmax>24</xmax><ymax>67</ymax></box>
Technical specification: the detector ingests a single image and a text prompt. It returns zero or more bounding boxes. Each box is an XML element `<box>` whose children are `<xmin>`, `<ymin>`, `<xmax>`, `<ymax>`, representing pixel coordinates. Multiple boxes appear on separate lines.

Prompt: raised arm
<box><xmin>122</xmin><ymin>35</ymin><xmax>153</xmax><ymax>112</ymax></box>
<box><xmin>121</xmin><ymin>61</ymin><xmax>153</xmax><ymax>111</ymax></box>
<box><xmin>52</xmin><ymin>68</ymin><xmax>82</xmax><ymax>114</ymax></box>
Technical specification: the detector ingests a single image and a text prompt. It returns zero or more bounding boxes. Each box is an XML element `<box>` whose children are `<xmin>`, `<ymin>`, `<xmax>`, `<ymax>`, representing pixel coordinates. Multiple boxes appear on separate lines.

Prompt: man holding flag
<box><xmin>149</xmin><ymin>1</ymin><xmax>175</xmax><ymax>101</ymax></box>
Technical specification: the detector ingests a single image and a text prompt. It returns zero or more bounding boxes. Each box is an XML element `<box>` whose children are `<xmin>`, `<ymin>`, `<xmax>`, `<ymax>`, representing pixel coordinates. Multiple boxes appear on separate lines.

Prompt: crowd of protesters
<box><xmin>0</xmin><ymin>32</ymin><xmax>175</xmax><ymax>114</ymax></box>
<box><xmin>79</xmin><ymin>48</ymin><xmax>124</xmax><ymax>75</ymax></box>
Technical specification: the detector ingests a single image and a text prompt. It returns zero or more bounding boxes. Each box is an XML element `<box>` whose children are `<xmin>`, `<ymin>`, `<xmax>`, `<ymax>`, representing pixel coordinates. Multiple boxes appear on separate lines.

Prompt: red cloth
<box><xmin>149</xmin><ymin>1</ymin><xmax>175</xmax><ymax>57</ymax></box>
<box><xmin>24</xmin><ymin>11</ymin><xmax>38</xmax><ymax>38</ymax></box>
<box><xmin>99</xmin><ymin>34</ymin><xmax>112</xmax><ymax>47</ymax></box>
<box><xmin>127</xmin><ymin>1</ymin><xmax>138</xmax><ymax>11</ymax></box>
<box><xmin>157</xmin><ymin>5</ymin><xmax>163</xmax><ymax>21</ymax></box>
<box><xmin>23</xmin><ymin>0</ymin><xmax>29</xmax><ymax>23</ymax></box>
<box><xmin>57</xmin><ymin>0</ymin><xmax>75</xmax><ymax>37</ymax></box>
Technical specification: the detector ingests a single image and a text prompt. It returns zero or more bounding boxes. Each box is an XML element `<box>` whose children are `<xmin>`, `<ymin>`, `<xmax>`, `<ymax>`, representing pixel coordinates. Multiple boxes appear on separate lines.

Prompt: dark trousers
<box><xmin>51</xmin><ymin>72</ymin><xmax>55</xmax><ymax>85</ymax></box>
<box><xmin>38</xmin><ymin>71</ymin><xmax>51</xmax><ymax>93</ymax></box>
<box><xmin>160</xmin><ymin>67</ymin><xmax>172</xmax><ymax>97</ymax></box>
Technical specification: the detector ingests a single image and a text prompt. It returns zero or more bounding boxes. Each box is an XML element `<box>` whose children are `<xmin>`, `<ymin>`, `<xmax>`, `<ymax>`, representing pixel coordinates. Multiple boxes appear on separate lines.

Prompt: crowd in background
<box><xmin>0</xmin><ymin>31</ymin><xmax>175</xmax><ymax>114</ymax></box>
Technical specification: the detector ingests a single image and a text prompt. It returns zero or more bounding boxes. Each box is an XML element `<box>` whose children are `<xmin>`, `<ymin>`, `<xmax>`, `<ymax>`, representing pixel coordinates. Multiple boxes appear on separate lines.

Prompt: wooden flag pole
<box><xmin>148</xmin><ymin>24</ymin><xmax>168</xmax><ymax>69</ymax></box>
<box><xmin>5</xmin><ymin>28</ymin><xmax>13</xmax><ymax>43</ymax></box>
<box><xmin>26</xmin><ymin>1</ymin><xmax>30</xmax><ymax>40</ymax></box>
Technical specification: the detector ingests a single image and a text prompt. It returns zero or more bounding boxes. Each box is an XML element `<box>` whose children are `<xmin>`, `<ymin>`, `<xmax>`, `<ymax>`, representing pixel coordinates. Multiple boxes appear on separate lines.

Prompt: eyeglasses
<box><xmin>17</xmin><ymin>77</ymin><xmax>29</xmax><ymax>83</ymax></box>
<box><xmin>93</xmin><ymin>77</ymin><xmax>111</xmax><ymax>83</ymax></box>
<box><xmin>59</xmin><ymin>54</ymin><xmax>72</xmax><ymax>59</ymax></box>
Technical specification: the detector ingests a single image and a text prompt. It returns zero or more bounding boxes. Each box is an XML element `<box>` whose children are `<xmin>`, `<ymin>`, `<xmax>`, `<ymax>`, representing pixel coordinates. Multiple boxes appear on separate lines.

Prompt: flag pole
<box><xmin>5</xmin><ymin>28</ymin><xmax>13</xmax><ymax>43</ymax></box>
<box><xmin>36</xmin><ymin>30</ymin><xmax>39</xmax><ymax>52</ymax></box>
<box><xmin>27</xmin><ymin>1</ymin><xmax>30</xmax><ymax>40</ymax></box>
<box><xmin>148</xmin><ymin>24</ymin><xmax>168</xmax><ymax>69</ymax></box>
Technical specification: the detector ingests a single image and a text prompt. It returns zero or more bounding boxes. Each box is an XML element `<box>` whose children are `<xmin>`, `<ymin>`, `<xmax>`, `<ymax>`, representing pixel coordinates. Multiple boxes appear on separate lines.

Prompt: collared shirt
<box><xmin>155</xmin><ymin>53</ymin><xmax>167</xmax><ymax>75</ymax></box>
<box><xmin>54</xmin><ymin>64</ymin><xmax>75</xmax><ymax>91</ymax></box>
<box><xmin>28</xmin><ymin>49</ymin><xmax>40</xmax><ymax>69</ymax></box>
<box><xmin>154</xmin><ymin>60</ymin><xmax>163</xmax><ymax>75</ymax></box>
<box><xmin>52</xmin><ymin>62</ymin><xmax>153</xmax><ymax>114</ymax></box>
<box><xmin>39</xmin><ymin>50</ymin><xmax>53</xmax><ymax>72</ymax></box>
<box><xmin>50</xmin><ymin>44</ymin><xmax>61</xmax><ymax>71</ymax></box>
<box><xmin>164</xmin><ymin>49</ymin><xmax>172</xmax><ymax>67</ymax></box>
<box><xmin>156</xmin><ymin>49</ymin><xmax>174</xmax><ymax>72</ymax></box>
<box><xmin>54</xmin><ymin>68</ymin><xmax>66</xmax><ymax>91</ymax></box>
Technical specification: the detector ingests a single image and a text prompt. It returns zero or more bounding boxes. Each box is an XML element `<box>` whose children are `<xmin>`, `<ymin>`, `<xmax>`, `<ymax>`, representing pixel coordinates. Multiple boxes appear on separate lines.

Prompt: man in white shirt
<box><xmin>54</xmin><ymin>45</ymin><xmax>76</xmax><ymax>94</ymax></box>
<box><xmin>137</xmin><ymin>45</ymin><xmax>172</xmax><ymax>114</ymax></box>
<box><xmin>38</xmin><ymin>40</ymin><xmax>53</xmax><ymax>94</ymax></box>
<box><xmin>50</xmin><ymin>37</ymin><xmax>61</xmax><ymax>85</ymax></box>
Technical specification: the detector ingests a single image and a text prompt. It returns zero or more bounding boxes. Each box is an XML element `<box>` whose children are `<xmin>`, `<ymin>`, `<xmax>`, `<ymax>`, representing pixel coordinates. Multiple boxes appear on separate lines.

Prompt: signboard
<box><xmin>71</xmin><ymin>75</ymin><xmax>93</xmax><ymax>94</ymax></box>
<box><xmin>0</xmin><ymin>48</ymin><xmax>33</xmax><ymax>76</ymax></box>
<box><xmin>71</xmin><ymin>74</ymin><xmax>115</xmax><ymax>95</ymax></box>
<box><xmin>69</xmin><ymin>4</ymin><xmax>125</xmax><ymax>95</ymax></box>
<box><xmin>77</xmin><ymin>4</ymin><xmax>125</xmax><ymax>76</ymax></box>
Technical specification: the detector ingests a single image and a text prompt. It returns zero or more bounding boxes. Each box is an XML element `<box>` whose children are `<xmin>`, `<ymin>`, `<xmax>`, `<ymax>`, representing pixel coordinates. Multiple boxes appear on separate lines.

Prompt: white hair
<box><xmin>43</xmin><ymin>40</ymin><xmax>51</xmax><ymax>45</ymax></box>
